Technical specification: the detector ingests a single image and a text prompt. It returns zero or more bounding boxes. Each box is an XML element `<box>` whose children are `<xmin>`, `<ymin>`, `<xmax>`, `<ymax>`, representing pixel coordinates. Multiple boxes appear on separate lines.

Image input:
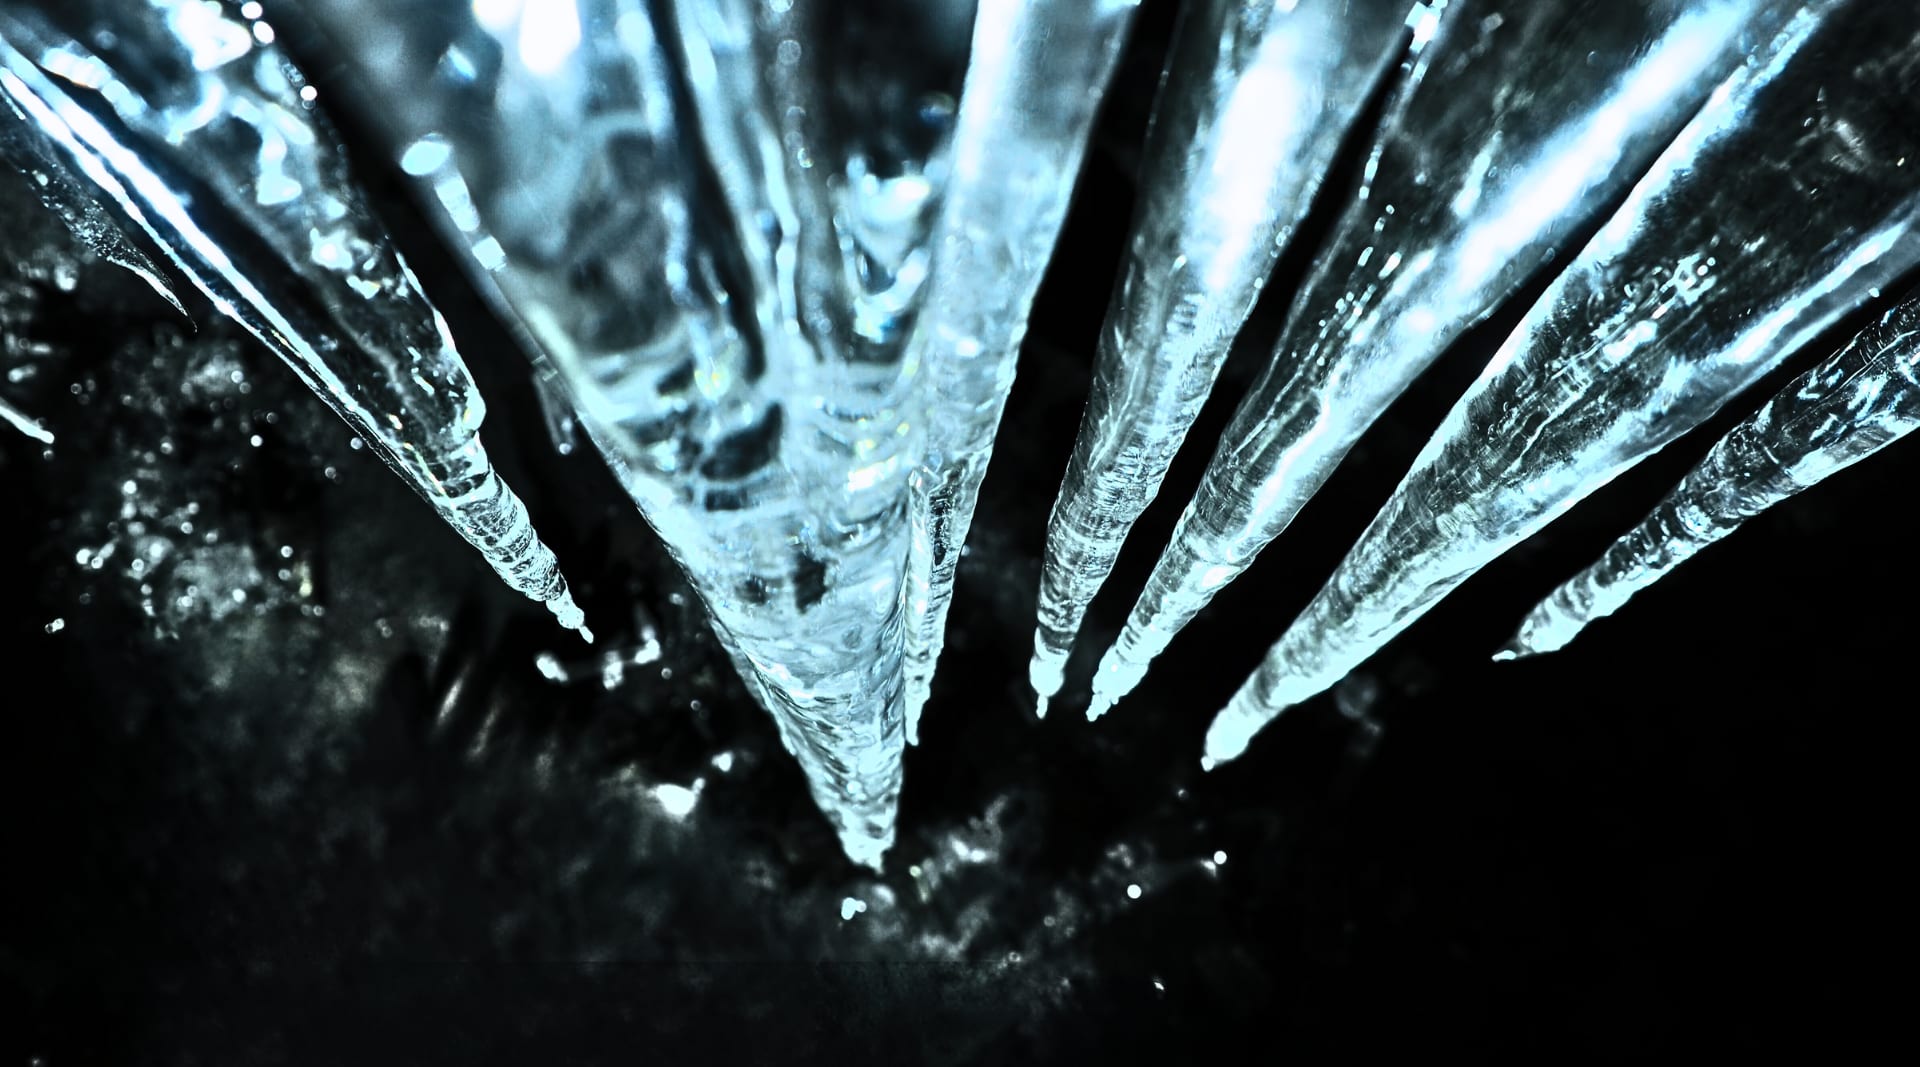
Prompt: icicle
<box><xmin>902</xmin><ymin>0</ymin><xmax>1140</xmax><ymax>736</ymax></box>
<box><xmin>1501</xmin><ymin>289</ymin><xmax>1920</xmax><ymax>659</ymax></box>
<box><xmin>0</xmin><ymin>83</ymin><xmax>182</xmax><ymax>314</ymax></box>
<box><xmin>1091</xmin><ymin>0</ymin><xmax>1822</xmax><ymax>715</ymax></box>
<box><xmin>0</xmin><ymin>1</ymin><xmax>589</xmax><ymax>638</ymax></box>
<box><xmin>1029</xmin><ymin>0</ymin><xmax>1413</xmax><ymax>718</ymax></box>
<box><xmin>0</xmin><ymin>393</ymin><xmax>52</xmax><ymax>444</ymax></box>
<box><xmin>669</xmin><ymin>0</ymin><xmax>821</xmax><ymax>375</ymax></box>
<box><xmin>1204</xmin><ymin>0</ymin><xmax>1920</xmax><ymax>766</ymax></box>
<box><xmin>1087</xmin><ymin>0</ymin><xmax>1810</xmax><ymax>717</ymax></box>
<box><xmin>289</xmin><ymin>0</ymin><xmax>960</xmax><ymax>865</ymax></box>
<box><xmin>668</xmin><ymin>0</ymin><xmax>944</xmax><ymax>554</ymax></box>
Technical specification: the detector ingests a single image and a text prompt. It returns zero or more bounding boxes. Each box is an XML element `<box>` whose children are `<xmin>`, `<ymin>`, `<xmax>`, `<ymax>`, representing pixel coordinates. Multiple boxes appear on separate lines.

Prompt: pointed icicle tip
<box><xmin>1084</xmin><ymin>692</ymin><xmax>1114</xmax><ymax>723</ymax></box>
<box><xmin>843</xmin><ymin>834</ymin><xmax>889</xmax><ymax>873</ymax></box>
<box><xmin>1087</xmin><ymin>648</ymin><xmax>1147</xmax><ymax>720</ymax></box>
<box><xmin>1028</xmin><ymin>642</ymin><xmax>1066</xmax><ymax>709</ymax></box>
<box><xmin>120</xmin><ymin>261</ymin><xmax>187</xmax><ymax>318</ymax></box>
<box><xmin>1033</xmin><ymin>694</ymin><xmax>1049</xmax><ymax>721</ymax></box>
<box><xmin>0</xmin><ymin>397</ymin><xmax>55</xmax><ymax>445</ymax></box>
<box><xmin>544</xmin><ymin>590</ymin><xmax>591</xmax><ymax>643</ymax></box>
<box><xmin>1490</xmin><ymin>639</ymin><xmax>1530</xmax><ymax>663</ymax></box>
<box><xmin>1202</xmin><ymin>705</ymin><xmax>1258</xmax><ymax>768</ymax></box>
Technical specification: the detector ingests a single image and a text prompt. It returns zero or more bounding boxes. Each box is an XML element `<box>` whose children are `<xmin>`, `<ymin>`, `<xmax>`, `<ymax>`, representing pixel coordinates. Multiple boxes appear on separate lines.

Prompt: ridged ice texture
<box><xmin>1502</xmin><ymin>289</ymin><xmax>1920</xmax><ymax>658</ymax></box>
<box><xmin>902</xmin><ymin>0</ymin><xmax>1139</xmax><ymax>737</ymax></box>
<box><xmin>1029</xmin><ymin>0</ymin><xmax>1412</xmax><ymax>717</ymax></box>
<box><xmin>1205</xmin><ymin>0</ymin><xmax>1920</xmax><ymax>766</ymax></box>
<box><xmin>0</xmin><ymin>0</ymin><xmax>588</xmax><ymax>636</ymax></box>
<box><xmin>291</xmin><ymin>0</ymin><xmax>966</xmax><ymax>866</ymax></box>
<box><xmin>1089</xmin><ymin>0</ymin><xmax>1808</xmax><ymax>717</ymax></box>
<box><xmin>665</xmin><ymin>0</ymin><xmax>943</xmax><ymax>547</ymax></box>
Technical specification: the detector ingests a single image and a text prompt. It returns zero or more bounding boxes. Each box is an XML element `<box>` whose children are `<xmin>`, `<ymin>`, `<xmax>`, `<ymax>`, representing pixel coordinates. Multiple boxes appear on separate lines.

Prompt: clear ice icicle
<box><xmin>0</xmin><ymin>394</ymin><xmax>52</xmax><ymax>444</ymax></box>
<box><xmin>1089</xmin><ymin>0</ymin><xmax>1809</xmax><ymax>717</ymax></box>
<box><xmin>0</xmin><ymin>0</ymin><xmax>588</xmax><ymax>637</ymax></box>
<box><xmin>290</xmin><ymin>0</ymin><xmax>960</xmax><ymax>865</ymax></box>
<box><xmin>1205</xmin><ymin>0</ymin><xmax>1920</xmax><ymax>766</ymax></box>
<box><xmin>902</xmin><ymin>0</ymin><xmax>1139</xmax><ymax>736</ymax></box>
<box><xmin>0</xmin><ymin>80</ymin><xmax>182</xmax><ymax>315</ymax></box>
<box><xmin>1501</xmin><ymin>289</ymin><xmax>1920</xmax><ymax>659</ymax></box>
<box><xmin>1029</xmin><ymin>0</ymin><xmax>1413</xmax><ymax>717</ymax></box>
<box><xmin>666</xmin><ymin>0</ymin><xmax>948</xmax><ymax>536</ymax></box>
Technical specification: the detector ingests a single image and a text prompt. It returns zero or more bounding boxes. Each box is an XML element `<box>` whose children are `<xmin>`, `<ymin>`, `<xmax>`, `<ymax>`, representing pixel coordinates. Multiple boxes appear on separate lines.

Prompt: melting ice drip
<box><xmin>6</xmin><ymin>0</ymin><xmax>1920</xmax><ymax>864</ymax></box>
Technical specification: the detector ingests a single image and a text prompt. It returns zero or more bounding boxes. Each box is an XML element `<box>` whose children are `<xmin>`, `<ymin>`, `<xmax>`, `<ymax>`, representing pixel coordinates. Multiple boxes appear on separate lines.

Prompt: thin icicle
<box><xmin>1089</xmin><ymin>0</ymin><xmax>1809</xmax><ymax>717</ymax></box>
<box><xmin>902</xmin><ymin>0</ymin><xmax>1139</xmax><ymax>737</ymax></box>
<box><xmin>0</xmin><ymin>84</ymin><xmax>182</xmax><ymax>315</ymax></box>
<box><xmin>0</xmin><ymin>1</ymin><xmax>589</xmax><ymax>638</ymax></box>
<box><xmin>1029</xmin><ymin>0</ymin><xmax>1413</xmax><ymax>718</ymax></box>
<box><xmin>1205</xmin><ymin>0</ymin><xmax>1920</xmax><ymax>766</ymax></box>
<box><xmin>0</xmin><ymin>393</ymin><xmax>51</xmax><ymax>444</ymax></box>
<box><xmin>1501</xmin><ymin>289</ymin><xmax>1920</xmax><ymax>659</ymax></box>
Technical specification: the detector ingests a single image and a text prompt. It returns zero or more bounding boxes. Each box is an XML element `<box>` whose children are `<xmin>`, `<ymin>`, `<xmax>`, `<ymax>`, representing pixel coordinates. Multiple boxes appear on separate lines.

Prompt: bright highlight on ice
<box><xmin>1500</xmin><ymin>288</ymin><xmax>1920</xmax><ymax>659</ymax></box>
<box><xmin>7</xmin><ymin>0</ymin><xmax>1918</xmax><ymax>867</ymax></box>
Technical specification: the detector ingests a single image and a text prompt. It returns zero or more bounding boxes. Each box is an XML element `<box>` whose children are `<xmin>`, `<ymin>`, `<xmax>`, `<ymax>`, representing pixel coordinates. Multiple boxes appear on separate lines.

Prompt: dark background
<box><xmin>3</xmin><ymin>0</ymin><xmax>1912</xmax><ymax>1060</ymax></box>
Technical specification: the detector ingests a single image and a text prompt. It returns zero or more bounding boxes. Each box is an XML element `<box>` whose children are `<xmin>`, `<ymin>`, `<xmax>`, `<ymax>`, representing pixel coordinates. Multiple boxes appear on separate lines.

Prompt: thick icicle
<box><xmin>902</xmin><ymin>0</ymin><xmax>1139</xmax><ymax>735</ymax></box>
<box><xmin>667</xmin><ymin>0</ymin><xmax>947</xmax><ymax>556</ymax></box>
<box><xmin>0</xmin><ymin>0</ymin><xmax>589</xmax><ymax>637</ymax></box>
<box><xmin>1205</xmin><ymin>0</ymin><xmax>1920</xmax><ymax>766</ymax></box>
<box><xmin>1029</xmin><ymin>0</ymin><xmax>1413</xmax><ymax>717</ymax></box>
<box><xmin>1501</xmin><ymin>289</ymin><xmax>1920</xmax><ymax>658</ymax></box>
<box><xmin>289</xmin><ymin>0</ymin><xmax>963</xmax><ymax>865</ymax></box>
<box><xmin>1088</xmin><ymin>0</ymin><xmax>1809</xmax><ymax>716</ymax></box>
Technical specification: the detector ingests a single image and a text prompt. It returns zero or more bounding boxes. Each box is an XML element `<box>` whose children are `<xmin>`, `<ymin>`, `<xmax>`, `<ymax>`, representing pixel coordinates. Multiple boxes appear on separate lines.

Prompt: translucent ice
<box><xmin>902</xmin><ymin>0</ymin><xmax>1139</xmax><ymax>734</ymax></box>
<box><xmin>0</xmin><ymin>393</ymin><xmax>50</xmax><ymax>443</ymax></box>
<box><xmin>0</xmin><ymin>78</ymin><xmax>181</xmax><ymax>315</ymax></box>
<box><xmin>0</xmin><ymin>0</ymin><xmax>589</xmax><ymax>637</ymax></box>
<box><xmin>292</xmin><ymin>0</ymin><xmax>966</xmax><ymax>865</ymax></box>
<box><xmin>1088</xmin><ymin>0</ymin><xmax>1810</xmax><ymax>716</ymax></box>
<box><xmin>1205</xmin><ymin>0</ymin><xmax>1920</xmax><ymax>765</ymax></box>
<box><xmin>1502</xmin><ymin>288</ymin><xmax>1920</xmax><ymax>658</ymax></box>
<box><xmin>1029</xmin><ymin>0</ymin><xmax>1413</xmax><ymax>717</ymax></box>
<box><xmin>665</xmin><ymin>0</ymin><xmax>949</xmax><ymax>540</ymax></box>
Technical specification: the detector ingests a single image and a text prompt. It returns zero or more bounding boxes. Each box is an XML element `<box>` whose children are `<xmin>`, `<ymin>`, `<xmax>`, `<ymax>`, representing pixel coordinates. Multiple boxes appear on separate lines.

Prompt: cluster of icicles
<box><xmin>3</xmin><ymin>0</ymin><xmax>1918</xmax><ymax>867</ymax></box>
